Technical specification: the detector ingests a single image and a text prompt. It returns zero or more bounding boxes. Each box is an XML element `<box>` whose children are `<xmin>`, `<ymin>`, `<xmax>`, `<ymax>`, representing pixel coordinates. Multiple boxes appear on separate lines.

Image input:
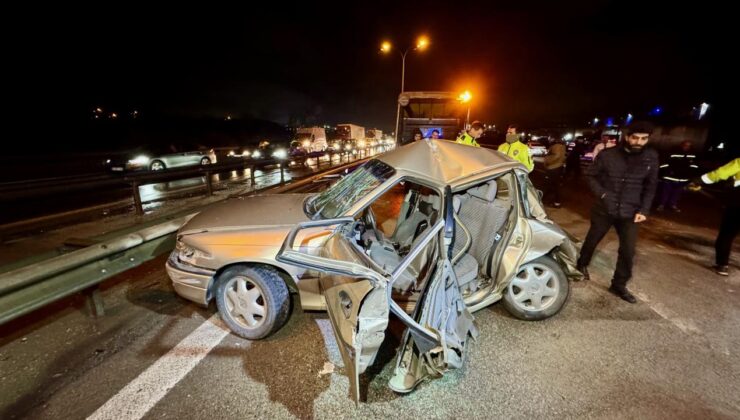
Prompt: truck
<box><xmin>294</xmin><ymin>127</ymin><xmax>328</xmax><ymax>153</ymax></box>
<box><xmin>336</xmin><ymin>124</ymin><xmax>366</xmax><ymax>151</ymax></box>
<box><xmin>397</xmin><ymin>91</ymin><xmax>466</xmax><ymax>145</ymax></box>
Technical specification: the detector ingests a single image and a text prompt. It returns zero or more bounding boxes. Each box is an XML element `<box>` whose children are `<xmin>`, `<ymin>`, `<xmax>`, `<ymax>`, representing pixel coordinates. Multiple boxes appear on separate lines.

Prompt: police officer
<box><xmin>498</xmin><ymin>124</ymin><xmax>534</xmax><ymax>172</ymax></box>
<box><xmin>456</xmin><ymin>121</ymin><xmax>484</xmax><ymax>147</ymax></box>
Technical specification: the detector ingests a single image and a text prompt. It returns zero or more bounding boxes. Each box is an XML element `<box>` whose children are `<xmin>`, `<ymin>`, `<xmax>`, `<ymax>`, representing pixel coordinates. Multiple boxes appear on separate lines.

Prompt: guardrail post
<box><xmin>280</xmin><ymin>163</ymin><xmax>285</xmax><ymax>184</ymax></box>
<box><xmin>84</xmin><ymin>286</ymin><xmax>105</xmax><ymax>317</ymax></box>
<box><xmin>132</xmin><ymin>181</ymin><xmax>143</xmax><ymax>215</ymax></box>
<box><xmin>250</xmin><ymin>165</ymin><xmax>256</xmax><ymax>185</ymax></box>
<box><xmin>205</xmin><ymin>171</ymin><xmax>213</xmax><ymax>196</ymax></box>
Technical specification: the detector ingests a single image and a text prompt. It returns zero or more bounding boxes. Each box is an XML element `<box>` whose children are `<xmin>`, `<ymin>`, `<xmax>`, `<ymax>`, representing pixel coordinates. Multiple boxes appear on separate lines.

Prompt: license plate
<box><xmin>111</xmin><ymin>167</ymin><xmax>124</xmax><ymax>172</ymax></box>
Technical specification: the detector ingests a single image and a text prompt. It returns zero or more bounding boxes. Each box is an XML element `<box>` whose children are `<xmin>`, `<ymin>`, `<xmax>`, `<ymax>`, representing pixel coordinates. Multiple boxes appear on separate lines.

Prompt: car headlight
<box><xmin>127</xmin><ymin>155</ymin><xmax>150</xmax><ymax>166</ymax></box>
<box><xmin>242</xmin><ymin>149</ymin><xmax>250</xmax><ymax>157</ymax></box>
<box><xmin>176</xmin><ymin>241</ymin><xmax>211</xmax><ymax>266</ymax></box>
<box><xmin>333</xmin><ymin>142</ymin><xmax>341</xmax><ymax>149</ymax></box>
<box><xmin>272</xmin><ymin>148</ymin><xmax>288</xmax><ymax>160</ymax></box>
<box><xmin>252</xmin><ymin>150</ymin><xmax>262</xmax><ymax>158</ymax></box>
<box><xmin>302</xmin><ymin>140</ymin><xmax>311</xmax><ymax>148</ymax></box>
<box><xmin>227</xmin><ymin>150</ymin><xmax>235</xmax><ymax>156</ymax></box>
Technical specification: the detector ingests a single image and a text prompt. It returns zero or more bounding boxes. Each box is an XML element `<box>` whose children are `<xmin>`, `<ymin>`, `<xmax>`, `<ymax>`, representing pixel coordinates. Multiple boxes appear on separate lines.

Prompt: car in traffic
<box><xmin>165</xmin><ymin>140</ymin><xmax>581</xmax><ymax>401</ymax></box>
<box><xmin>105</xmin><ymin>145</ymin><xmax>217</xmax><ymax>172</ymax></box>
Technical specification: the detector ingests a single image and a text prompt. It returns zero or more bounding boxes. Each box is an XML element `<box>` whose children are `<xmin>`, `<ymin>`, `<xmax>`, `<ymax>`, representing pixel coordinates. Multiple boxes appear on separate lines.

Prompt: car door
<box><xmin>276</xmin><ymin>216</ymin><xmax>476</xmax><ymax>404</ymax></box>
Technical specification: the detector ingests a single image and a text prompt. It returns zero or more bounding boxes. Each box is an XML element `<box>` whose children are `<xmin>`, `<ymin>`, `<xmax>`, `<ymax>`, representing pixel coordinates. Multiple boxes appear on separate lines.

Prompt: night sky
<box><xmin>6</xmin><ymin>1</ymin><xmax>730</xmax><ymax>140</ymax></box>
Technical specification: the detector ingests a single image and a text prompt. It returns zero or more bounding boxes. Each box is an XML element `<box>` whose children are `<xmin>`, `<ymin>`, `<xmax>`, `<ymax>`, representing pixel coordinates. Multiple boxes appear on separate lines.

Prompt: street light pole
<box><xmin>394</xmin><ymin>48</ymin><xmax>410</xmax><ymax>144</ymax></box>
<box><xmin>382</xmin><ymin>36</ymin><xmax>428</xmax><ymax>145</ymax></box>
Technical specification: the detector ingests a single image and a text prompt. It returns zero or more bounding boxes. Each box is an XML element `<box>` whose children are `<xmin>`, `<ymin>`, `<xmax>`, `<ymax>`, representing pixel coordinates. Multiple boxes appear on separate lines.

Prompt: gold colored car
<box><xmin>166</xmin><ymin>139</ymin><xmax>580</xmax><ymax>400</ymax></box>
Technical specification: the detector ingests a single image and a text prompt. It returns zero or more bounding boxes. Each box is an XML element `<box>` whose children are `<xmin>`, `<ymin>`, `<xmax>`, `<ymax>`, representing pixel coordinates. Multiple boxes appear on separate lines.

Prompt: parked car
<box><xmin>166</xmin><ymin>140</ymin><xmax>580</xmax><ymax>401</ymax></box>
<box><xmin>105</xmin><ymin>145</ymin><xmax>216</xmax><ymax>172</ymax></box>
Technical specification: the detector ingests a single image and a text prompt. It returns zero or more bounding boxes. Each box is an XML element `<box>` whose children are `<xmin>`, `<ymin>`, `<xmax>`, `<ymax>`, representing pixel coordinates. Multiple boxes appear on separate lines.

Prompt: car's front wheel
<box><xmin>150</xmin><ymin>160</ymin><xmax>166</xmax><ymax>171</ymax></box>
<box><xmin>215</xmin><ymin>265</ymin><xmax>290</xmax><ymax>339</ymax></box>
<box><xmin>502</xmin><ymin>255</ymin><xmax>569</xmax><ymax>320</ymax></box>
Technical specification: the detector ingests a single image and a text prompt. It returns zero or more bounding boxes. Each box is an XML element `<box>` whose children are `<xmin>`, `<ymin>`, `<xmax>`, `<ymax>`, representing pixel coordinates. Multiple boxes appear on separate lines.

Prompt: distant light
<box><xmin>699</xmin><ymin>102</ymin><xmax>709</xmax><ymax>119</ymax></box>
<box><xmin>593</xmin><ymin>117</ymin><xmax>599</xmax><ymax>124</ymax></box>
<box><xmin>110</xmin><ymin>113</ymin><xmax>117</xmax><ymax>119</ymax></box>
<box><xmin>652</xmin><ymin>107</ymin><xmax>662</xmax><ymax>115</ymax></box>
<box><xmin>380</xmin><ymin>41</ymin><xmax>392</xmax><ymax>53</ymax></box>
<box><xmin>563</xmin><ymin>133</ymin><xmax>574</xmax><ymax>141</ymax></box>
<box><xmin>626</xmin><ymin>113</ymin><xmax>634</xmax><ymax>124</ymax></box>
<box><xmin>225</xmin><ymin>115</ymin><xmax>232</xmax><ymax>121</ymax></box>
<box><xmin>606</xmin><ymin>117</ymin><xmax>614</xmax><ymax>126</ymax></box>
<box><xmin>717</xmin><ymin>142</ymin><xmax>724</xmax><ymax>150</ymax></box>
<box><xmin>458</xmin><ymin>90</ymin><xmax>472</xmax><ymax>103</ymax></box>
<box><xmin>95</xmin><ymin>107</ymin><xmax>102</xmax><ymax>113</ymax></box>
<box><xmin>416</xmin><ymin>35</ymin><xmax>429</xmax><ymax>50</ymax></box>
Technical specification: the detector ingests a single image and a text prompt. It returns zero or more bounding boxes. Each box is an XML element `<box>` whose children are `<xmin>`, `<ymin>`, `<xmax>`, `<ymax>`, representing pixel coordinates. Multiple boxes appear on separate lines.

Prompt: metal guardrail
<box><xmin>0</xmin><ymin>156</ymin><xmax>373</xmax><ymax>325</ymax></box>
<box><xmin>0</xmin><ymin>149</ymin><xmax>372</xmax><ymax>214</ymax></box>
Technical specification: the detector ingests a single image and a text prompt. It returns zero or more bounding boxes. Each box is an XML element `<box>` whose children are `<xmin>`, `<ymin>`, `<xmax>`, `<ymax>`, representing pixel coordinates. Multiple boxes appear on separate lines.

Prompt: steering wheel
<box><xmin>364</xmin><ymin>207</ymin><xmax>383</xmax><ymax>242</ymax></box>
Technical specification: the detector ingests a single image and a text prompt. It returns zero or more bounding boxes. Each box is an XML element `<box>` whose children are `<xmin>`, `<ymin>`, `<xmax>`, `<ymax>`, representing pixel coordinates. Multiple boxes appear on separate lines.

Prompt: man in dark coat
<box><xmin>577</xmin><ymin>121</ymin><xmax>659</xmax><ymax>303</ymax></box>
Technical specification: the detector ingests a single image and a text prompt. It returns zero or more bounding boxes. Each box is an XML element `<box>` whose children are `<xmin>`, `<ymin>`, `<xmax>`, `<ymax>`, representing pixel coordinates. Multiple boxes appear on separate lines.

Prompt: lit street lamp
<box><xmin>380</xmin><ymin>35</ymin><xmax>430</xmax><ymax>143</ymax></box>
<box><xmin>458</xmin><ymin>90</ymin><xmax>472</xmax><ymax>128</ymax></box>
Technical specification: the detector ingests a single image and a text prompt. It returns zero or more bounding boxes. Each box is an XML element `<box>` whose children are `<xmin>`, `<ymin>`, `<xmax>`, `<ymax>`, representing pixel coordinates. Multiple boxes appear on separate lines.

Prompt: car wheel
<box><xmin>150</xmin><ymin>160</ymin><xmax>166</xmax><ymax>171</ymax></box>
<box><xmin>200</xmin><ymin>157</ymin><xmax>211</xmax><ymax>165</ymax></box>
<box><xmin>503</xmin><ymin>255</ymin><xmax>569</xmax><ymax>321</ymax></box>
<box><xmin>215</xmin><ymin>265</ymin><xmax>290</xmax><ymax>339</ymax></box>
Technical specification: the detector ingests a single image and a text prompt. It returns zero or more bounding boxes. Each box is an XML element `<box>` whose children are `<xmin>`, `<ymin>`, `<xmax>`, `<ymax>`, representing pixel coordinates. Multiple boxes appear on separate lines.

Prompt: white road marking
<box><xmin>633</xmin><ymin>291</ymin><xmax>701</xmax><ymax>334</ymax></box>
<box><xmin>315</xmin><ymin>318</ymin><xmax>343</xmax><ymax>367</ymax></box>
<box><xmin>87</xmin><ymin>315</ymin><xmax>233</xmax><ymax>420</ymax></box>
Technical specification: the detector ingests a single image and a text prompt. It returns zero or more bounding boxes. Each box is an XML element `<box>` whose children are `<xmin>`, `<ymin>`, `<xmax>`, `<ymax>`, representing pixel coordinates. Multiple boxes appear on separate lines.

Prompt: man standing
<box><xmin>656</xmin><ymin>140</ymin><xmax>698</xmax><ymax>212</ymax></box>
<box><xmin>576</xmin><ymin>122</ymin><xmax>659</xmax><ymax>303</ymax></box>
<box><xmin>456</xmin><ymin>121</ymin><xmax>484</xmax><ymax>147</ymax></box>
<box><xmin>543</xmin><ymin>137</ymin><xmax>566</xmax><ymax>207</ymax></box>
<box><xmin>498</xmin><ymin>124</ymin><xmax>534</xmax><ymax>172</ymax></box>
<box><xmin>695</xmin><ymin>158</ymin><xmax>739</xmax><ymax>276</ymax></box>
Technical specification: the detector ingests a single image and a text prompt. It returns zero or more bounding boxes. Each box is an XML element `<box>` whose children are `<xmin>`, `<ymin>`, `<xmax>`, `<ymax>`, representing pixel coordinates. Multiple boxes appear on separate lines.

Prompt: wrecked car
<box><xmin>166</xmin><ymin>139</ymin><xmax>581</xmax><ymax>401</ymax></box>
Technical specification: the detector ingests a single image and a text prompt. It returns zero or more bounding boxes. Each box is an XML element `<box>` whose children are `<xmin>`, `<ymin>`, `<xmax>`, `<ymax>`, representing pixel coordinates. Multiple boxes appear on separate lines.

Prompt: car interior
<box><xmin>346</xmin><ymin>173</ymin><xmax>517</xmax><ymax>312</ymax></box>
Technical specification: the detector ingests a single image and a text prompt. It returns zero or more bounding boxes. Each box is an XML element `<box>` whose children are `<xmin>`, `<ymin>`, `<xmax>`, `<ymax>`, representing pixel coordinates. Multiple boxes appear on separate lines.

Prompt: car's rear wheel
<box><xmin>503</xmin><ymin>255</ymin><xmax>569</xmax><ymax>320</ymax></box>
<box><xmin>200</xmin><ymin>157</ymin><xmax>211</xmax><ymax>165</ymax></box>
<box><xmin>215</xmin><ymin>265</ymin><xmax>290</xmax><ymax>339</ymax></box>
<box><xmin>150</xmin><ymin>160</ymin><xmax>166</xmax><ymax>171</ymax></box>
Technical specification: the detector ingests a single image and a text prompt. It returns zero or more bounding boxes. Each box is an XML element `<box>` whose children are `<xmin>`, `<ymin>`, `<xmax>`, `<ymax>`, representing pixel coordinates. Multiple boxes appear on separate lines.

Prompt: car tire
<box><xmin>150</xmin><ymin>160</ymin><xmax>166</xmax><ymax>171</ymax></box>
<box><xmin>215</xmin><ymin>265</ymin><xmax>290</xmax><ymax>339</ymax></box>
<box><xmin>503</xmin><ymin>255</ymin><xmax>569</xmax><ymax>321</ymax></box>
<box><xmin>200</xmin><ymin>157</ymin><xmax>211</xmax><ymax>165</ymax></box>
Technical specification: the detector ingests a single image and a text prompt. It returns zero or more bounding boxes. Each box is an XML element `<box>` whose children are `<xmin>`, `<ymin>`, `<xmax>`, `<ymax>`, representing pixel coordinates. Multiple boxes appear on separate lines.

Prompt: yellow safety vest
<box><xmin>498</xmin><ymin>141</ymin><xmax>534</xmax><ymax>172</ymax></box>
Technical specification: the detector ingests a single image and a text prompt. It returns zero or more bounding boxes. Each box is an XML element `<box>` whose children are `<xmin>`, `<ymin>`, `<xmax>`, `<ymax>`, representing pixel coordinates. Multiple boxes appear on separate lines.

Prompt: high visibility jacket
<box><xmin>702</xmin><ymin>158</ymin><xmax>740</xmax><ymax>187</ymax></box>
<box><xmin>456</xmin><ymin>132</ymin><xmax>480</xmax><ymax>147</ymax></box>
<box><xmin>660</xmin><ymin>152</ymin><xmax>699</xmax><ymax>182</ymax></box>
<box><xmin>499</xmin><ymin>141</ymin><xmax>534</xmax><ymax>172</ymax></box>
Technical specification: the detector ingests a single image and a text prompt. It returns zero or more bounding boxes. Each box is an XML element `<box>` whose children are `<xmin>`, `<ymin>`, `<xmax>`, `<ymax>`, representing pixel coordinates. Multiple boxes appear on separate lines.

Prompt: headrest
<box><xmin>468</xmin><ymin>180</ymin><xmax>498</xmax><ymax>202</ymax></box>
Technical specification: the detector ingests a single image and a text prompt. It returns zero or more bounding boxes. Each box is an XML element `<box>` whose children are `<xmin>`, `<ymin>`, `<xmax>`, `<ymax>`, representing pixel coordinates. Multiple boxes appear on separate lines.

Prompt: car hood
<box><xmin>179</xmin><ymin>193</ymin><xmax>313</xmax><ymax>235</ymax></box>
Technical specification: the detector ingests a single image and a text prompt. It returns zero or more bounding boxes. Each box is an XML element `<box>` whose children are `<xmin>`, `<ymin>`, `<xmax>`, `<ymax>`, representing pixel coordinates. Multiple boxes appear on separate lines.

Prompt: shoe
<box><xmin>714</xmin><ymin>265</ymin><xmax>729</xmax><ymax>276</ymax></box>
<box><xmin>608</xmin><ymin>286</ymin><xmax>637</xmax><ymax>303</ymax></box>
<box><xmin>577</xmin><ymin>265</ymin><xmax>590</xmax><ymax>281</ymax></box>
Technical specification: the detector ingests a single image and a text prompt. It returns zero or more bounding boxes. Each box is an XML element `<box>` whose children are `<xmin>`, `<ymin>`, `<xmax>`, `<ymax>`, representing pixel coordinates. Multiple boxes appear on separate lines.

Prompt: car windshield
<box><xmin>307</xmin><ymin>159</ymin><xmax>395</xmax><ymax>219</ymax></box>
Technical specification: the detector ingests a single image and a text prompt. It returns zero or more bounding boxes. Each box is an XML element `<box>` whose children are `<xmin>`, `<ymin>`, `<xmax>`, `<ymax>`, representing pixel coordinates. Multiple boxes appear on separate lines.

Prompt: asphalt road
<box><xmin>1</xmin><ymin>178</ymin><xmax>738</xmax><ymax>419</ymax></box>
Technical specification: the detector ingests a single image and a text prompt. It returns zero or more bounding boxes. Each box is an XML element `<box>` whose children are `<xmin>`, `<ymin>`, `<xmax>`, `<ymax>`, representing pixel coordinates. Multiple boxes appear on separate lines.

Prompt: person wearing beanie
<box><xmin>576</xmin><ymin>121</ymin><xmax>659</xmax><ymax>303</ymax></box>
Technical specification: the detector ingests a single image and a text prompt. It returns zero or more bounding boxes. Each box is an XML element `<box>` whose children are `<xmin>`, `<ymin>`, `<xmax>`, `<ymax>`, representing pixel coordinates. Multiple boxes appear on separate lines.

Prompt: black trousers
<box><xmin>544</xmin><ymin>167</ymin><xmax>563</xmax><ymax>204</ymax></box>
<box><xmin>716</xmin><ymin>205</ymin><xmax>739</xmax><ymax>266</ymax></box>
<box><xmin>577</xmin><ymin>206</ymin><xmax>638</xmax><ymax>289</ymax></box>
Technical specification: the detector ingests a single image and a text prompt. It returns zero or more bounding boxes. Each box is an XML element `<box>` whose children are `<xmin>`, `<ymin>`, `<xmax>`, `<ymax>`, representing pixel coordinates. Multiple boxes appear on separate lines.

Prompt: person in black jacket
<box><xmin>576</xmin><ymin>122</ymin><xmax>659</xmax><ymax>303</ymax></box>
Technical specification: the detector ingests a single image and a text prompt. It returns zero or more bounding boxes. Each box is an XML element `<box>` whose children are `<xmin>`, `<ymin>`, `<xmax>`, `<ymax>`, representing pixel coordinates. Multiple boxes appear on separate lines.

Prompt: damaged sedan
<box><xmin>166</xmin><ymin>139</ymin><xmax>581</xmax><ymax>402</ymax></box>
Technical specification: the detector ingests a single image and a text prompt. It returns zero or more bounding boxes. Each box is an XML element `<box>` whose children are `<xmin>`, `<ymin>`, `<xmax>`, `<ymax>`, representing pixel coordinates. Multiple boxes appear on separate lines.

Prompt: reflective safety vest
<box><xmin>702</xmin><ymin>158</ymin><xmax>740</xmax><ymax>188</ymax></box>
<box><xmin>456</xmin><ymin>132</ymin><xmax>480</xmax><ymax>147</ymax></box>
<box><xmin>498</xmin><ymin>141</ymin><xmax>534</xmax><ymax>172</ymax></box>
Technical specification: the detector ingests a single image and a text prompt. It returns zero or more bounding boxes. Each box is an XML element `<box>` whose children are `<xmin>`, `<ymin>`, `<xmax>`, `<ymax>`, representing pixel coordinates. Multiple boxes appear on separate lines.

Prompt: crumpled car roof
<box><xmin>378</xmin><ymin>140</ymin><xmax>521</xmax><ymax>186</ymax></box>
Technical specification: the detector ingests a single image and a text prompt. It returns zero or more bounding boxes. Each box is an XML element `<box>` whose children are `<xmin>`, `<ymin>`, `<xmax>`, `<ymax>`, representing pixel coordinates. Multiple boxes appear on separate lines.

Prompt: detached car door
<box><xmin>277</xmin><ymin>217</ymin><xmax>476</xmax><ymax>404</ymax></box>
